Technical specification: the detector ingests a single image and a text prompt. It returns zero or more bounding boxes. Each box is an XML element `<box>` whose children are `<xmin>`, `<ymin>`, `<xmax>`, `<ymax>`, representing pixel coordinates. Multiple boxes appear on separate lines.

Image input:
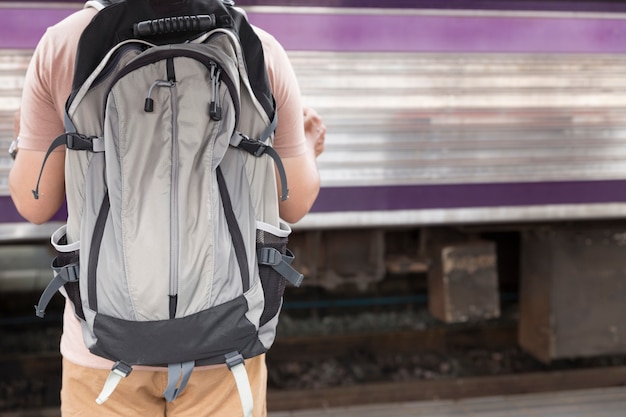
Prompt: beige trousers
<box><xmin>60</xmin><ymin>356</ymin><xmax>268</xmax><ymax>417</ymax></box>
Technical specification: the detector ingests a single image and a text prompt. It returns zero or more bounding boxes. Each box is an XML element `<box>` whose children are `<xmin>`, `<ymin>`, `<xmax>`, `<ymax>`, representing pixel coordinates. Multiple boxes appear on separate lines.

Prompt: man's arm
<box><xmin>9</xmin><ymin>110</ymin><xmax>66</xmax><ymax>225</ymax></box>
<box><xmin>10</xmin><ymin>128</ymin><xmax>322</xmax><ymax>226</ymax></box>
<box><xmin>277</xmin><ymin>107</ymin><xmax>325</xmax><ymax>224</ymax></box>
<box><xmin>9</xmin><ymin>105</ymin><xmax>325</xmax><ymax>226</ymax></box>
<box><xmin>9</xmin><ymin>20</ymin><xmax>70</xmax><ymax>225</ymax></box>
<box><xmin>278</xmin><ymin>153</ymin><xmax>320</xmax><ymax>224</ymax></box>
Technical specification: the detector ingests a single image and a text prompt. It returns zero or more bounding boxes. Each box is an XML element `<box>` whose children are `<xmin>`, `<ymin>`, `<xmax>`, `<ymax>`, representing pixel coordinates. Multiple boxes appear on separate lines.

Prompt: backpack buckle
<box><xmin>225</xmin><ymin>351</ymin><xmax>245</xmax><ymax>370</ymax></box>
<box><xmin>66</xmin><ymin>133</ymin><xmax>94</xmax><ymax>151</ymax></box>
<box><xmin>258</xmin><ymin>247</ymin><xmax>280</xmax><ymax>266</ymax></box>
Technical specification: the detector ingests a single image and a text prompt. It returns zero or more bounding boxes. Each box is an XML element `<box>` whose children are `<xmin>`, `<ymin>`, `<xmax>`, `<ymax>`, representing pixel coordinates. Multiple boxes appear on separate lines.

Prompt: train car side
<box><xmin>3</xmin><ymin>2</ymin><xmax>626</xmax><ymax>229</ymax></box>
<box><xmin>250</xmin><ymin>2</ymin><xmax>626</xmax><ymax>362</ymax></box>
<box><xmin>2</xmin><ymin>1</ymin><xmax>626</xmax><ymax>362</ymax></box>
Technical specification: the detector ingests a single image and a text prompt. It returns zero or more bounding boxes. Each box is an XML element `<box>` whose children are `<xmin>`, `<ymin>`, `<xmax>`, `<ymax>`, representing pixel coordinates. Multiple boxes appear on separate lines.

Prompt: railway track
<box><xmin>268</xmin><ymin>366</ymin><xmax>626</xmax><ymax>412</ymax></box>
<box><xmin>3</xmin><ymin>367</ymin><xmax>626</xmax><ymax>417</ymax></box>
<box><xmin>3</xmin><ymin>317</ymin><xmax>626</xmax><ymax>415</ymax></box>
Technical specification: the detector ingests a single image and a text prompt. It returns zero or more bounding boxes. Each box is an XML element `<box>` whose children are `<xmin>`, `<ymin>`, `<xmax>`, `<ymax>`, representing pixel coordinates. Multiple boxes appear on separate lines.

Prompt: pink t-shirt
<box><xmin>20</xmin><ymin>6</ymin><xmax>306</xmax><ymax>370</ymax></box>
<box><xmin>20</xmin><ymin>7</ymin><xmax>306</xmax><ymax>158</ymax></box>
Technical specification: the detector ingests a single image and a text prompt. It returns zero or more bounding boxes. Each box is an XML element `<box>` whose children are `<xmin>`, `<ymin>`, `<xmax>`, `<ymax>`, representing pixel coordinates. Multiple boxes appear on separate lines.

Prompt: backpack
<box><xmin>33</xmin><ymin>0</ymin><xmax>303</xmax><ymax>414</ymax></box>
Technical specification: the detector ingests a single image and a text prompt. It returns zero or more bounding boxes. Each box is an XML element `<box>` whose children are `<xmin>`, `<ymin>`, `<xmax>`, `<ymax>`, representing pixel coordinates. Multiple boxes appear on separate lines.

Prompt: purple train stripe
<box><xmin>242</xmin><ymin>0</ymin><xmax>626</xmax><ymax>12</ymax></box>
<box><xmin>0</xmin><ymin>197</ymin><xmax>25</xmax><ymax>223</ymax></box>
<box><xmin>7</xmin><ymin>0</ymin><xmax>626</xmax><ymax>13</ymax></box>
<box><xmin>309</xmin><ymin>180</ymin><xmax>626</xmax><ymax>213</ymax></box>
<box><xmin>3</xmin><ymin>6</ymin><xmax>626</xmax><ymax>53</ymax></box>
<box><xmin>0</xmin><ymin>7</ymin><xmax>78</xmax><ymax>49</ymax></box>
<box><xmin>0</xmin><ymin>197</ymin><xmax>66</xmax><ymax>223</ymax></box>
<box><xmin>249</xmin><ymin>12</ymin><xmax>626</xmax><ymax>53</ymax></box>
<box><xmin>0</xmin><ymin>196</ymin><xmax>67</xmax><ymax>223</ymax></box>
<box><xmin>3</xmin><ymin>179</ymin><xmax>626</xmax><ymax>223</ymax></box>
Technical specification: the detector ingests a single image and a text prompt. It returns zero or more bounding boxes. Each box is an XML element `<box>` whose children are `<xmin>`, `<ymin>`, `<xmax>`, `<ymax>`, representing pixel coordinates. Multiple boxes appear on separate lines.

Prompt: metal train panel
<box><xmin>246</xmin><ymin>5</ymin><xmax>626</xmax><ymax>229</ymax></box>
<box><xmin>2</xmin><ymin>2</ymin><xmax>626</xmax><ymax>236</ymax></box>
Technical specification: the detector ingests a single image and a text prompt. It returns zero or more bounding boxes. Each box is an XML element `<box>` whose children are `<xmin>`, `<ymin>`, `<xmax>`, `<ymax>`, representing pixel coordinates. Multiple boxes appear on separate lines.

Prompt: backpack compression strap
<box><xmin>96</xmin><ymin>353</ymin><xmax>253</xmax><ymax>417</ymax></box>
<box><xmin>163</xmin><ymin>361</ymin><xmax>195</xmax><ymax>402</ymax></box>
<box><xmin>230</xmin><ymin>114</ymin><xmax>289</xmax><ymax>202</ymax></box>
<box><xmin>96</xmin><ymin>361</ymin><xmax>133</xmax><ymax>404</ymax></box>
<box><xmin>31</xmin><ymin>132</ymin><xmax>103</xmax><ymax>199</ymax></box>
<box><xmin>226</xmin><ymin>352</ymin><xmax>254</xmax><ymax>417</ymax></box>
<box><xmin>34</xmin><ymin>225</ymin><xmax>80</xmax><ymax>318</ymax></box>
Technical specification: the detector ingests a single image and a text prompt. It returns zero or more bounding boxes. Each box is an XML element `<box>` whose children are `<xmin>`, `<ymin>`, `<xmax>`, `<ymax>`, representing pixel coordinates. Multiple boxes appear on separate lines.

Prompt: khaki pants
<box><xmin>60</xmin><ymin>356</ymin><xmax>268</xmax><ymax>417</ymax></box>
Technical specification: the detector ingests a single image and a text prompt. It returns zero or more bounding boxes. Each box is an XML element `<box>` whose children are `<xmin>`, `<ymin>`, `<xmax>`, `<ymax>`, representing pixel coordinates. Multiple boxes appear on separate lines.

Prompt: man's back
<box><xmin>10</xmin><ymin>1</ymin><xmax>323</xmax><ymax>416</ymax></box>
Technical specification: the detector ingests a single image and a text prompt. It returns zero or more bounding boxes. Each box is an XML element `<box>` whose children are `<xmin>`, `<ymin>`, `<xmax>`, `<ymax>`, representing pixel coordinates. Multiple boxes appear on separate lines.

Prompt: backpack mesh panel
<box><xmin>256</xmin><ymin>228</ymin><xmax>288</xmax><ymax>326</ymax></box>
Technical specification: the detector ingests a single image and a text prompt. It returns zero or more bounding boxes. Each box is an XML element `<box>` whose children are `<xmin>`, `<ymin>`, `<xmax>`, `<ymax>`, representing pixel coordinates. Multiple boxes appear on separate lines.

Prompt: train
<box><xmin>2</xmin><ymin>0</ymin><xmax>626</xmax><ymax>363</ymax></box>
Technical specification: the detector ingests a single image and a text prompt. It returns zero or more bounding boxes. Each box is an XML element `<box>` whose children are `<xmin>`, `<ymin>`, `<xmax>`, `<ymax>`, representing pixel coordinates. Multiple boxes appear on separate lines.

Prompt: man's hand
<box><xmin>13</xmin><ymin>109</ymin><xmax>20</xmax><ymax>137</ymax></box>
<box><xmin>303</xmin><ymin>107</ymin><xmax>326</xmax><ymax>158</ymax></box>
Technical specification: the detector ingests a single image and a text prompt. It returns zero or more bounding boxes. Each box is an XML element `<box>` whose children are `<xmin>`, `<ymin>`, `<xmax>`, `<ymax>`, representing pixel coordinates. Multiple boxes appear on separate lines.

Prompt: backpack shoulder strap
<box><xmin>84</xmin><ymin>0</ymin><xmax>123</xmax><ymax>11</ymax></box>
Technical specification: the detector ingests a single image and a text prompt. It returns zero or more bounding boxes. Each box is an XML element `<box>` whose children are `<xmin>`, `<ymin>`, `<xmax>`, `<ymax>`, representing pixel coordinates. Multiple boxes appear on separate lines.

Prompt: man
<box><xmin>9</xmin><ymin>2</ymin><xmax>325</xmax><ymax>416</ymax></box>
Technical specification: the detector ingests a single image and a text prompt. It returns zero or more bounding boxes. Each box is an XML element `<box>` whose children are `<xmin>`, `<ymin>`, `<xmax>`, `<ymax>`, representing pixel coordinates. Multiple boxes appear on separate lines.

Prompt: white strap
<box><xmin>227</xmin><ymin>355</ymin><xmax>254</xmax><ymax>417</ymax></box>
<box><xmin>84</xmin><ymin>0</ymin><xmax>106</xmax><ymax>11</ymax></box>
<box><xmin>95</xmin><ymin>362</ymin><xmax>132</xmax><ymax>404</ymax></box>
<box><xmin>51</xmin><ymin>224</ymin><xmax>80</xmax><ymax>252</ymax></box>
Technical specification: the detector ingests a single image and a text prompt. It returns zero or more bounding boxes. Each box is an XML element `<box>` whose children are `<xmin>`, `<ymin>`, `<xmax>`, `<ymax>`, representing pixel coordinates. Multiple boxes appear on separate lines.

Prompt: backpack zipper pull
<box><xmin>209</xmin><ymin>62</ymin><xmax>222</xmax><ymax>121</ymax></box>
<box><xmin>145</xmin><ymin>80</ymin><xmax>175</xmax><ymax>112</ymax></box>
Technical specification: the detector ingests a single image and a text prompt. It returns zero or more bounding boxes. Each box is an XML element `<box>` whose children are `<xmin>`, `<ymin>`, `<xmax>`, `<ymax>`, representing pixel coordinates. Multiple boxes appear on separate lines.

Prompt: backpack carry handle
<box><xmin>133</xmin><ymin>15</ymin><xmax>216</xmax><ymax>37</ymax></box>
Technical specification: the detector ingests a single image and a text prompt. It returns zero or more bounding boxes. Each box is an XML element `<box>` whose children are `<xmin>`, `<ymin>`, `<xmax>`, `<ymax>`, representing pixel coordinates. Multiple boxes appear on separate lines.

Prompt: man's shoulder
<box><xmin>45</xmin><ymin>7</ymin><xmax>98</xmax><ymax>40</ymax></box>
<box><xmin>251</xmin><ymin>25</ymin><xmax>283</xmax><ymax>53</ymax></box>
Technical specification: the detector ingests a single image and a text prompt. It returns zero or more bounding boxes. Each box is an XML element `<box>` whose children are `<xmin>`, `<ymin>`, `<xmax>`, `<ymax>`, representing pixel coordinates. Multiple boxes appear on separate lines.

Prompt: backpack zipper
<box><xmin>109</xmin><ymin>48</ymin><xmax>240</xmax><ymax>129</ymax></box>
<box><xmin>209</xmin><ymin>62</ymin><xmax>222</xmax><ymax>121</ymax></box>
<box><xmin>92</xmin><ymin>43</ymin><xmax>147</xmax><ymax>90</ymax></box>
<box><xmin>164</xmin><ymin>58</ymin><xmax>180</xmax><ymax>319</ymax></box>
<box><xmin>68</xmin><ymin>41</ymin><xmax>148</xmax><ymax>110</ymax></box>
<box><xmin>169</xmin><ymin>77</ymin><xmax>179</xmax><ymax>319</ymax></box>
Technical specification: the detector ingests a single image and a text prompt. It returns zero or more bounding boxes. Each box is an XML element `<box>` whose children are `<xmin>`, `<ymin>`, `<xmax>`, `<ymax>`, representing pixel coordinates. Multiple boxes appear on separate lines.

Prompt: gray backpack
<box><xmin>33</xmin><ymin>0</ymin><xmax>303</xmax><ymax>414</ymax></box>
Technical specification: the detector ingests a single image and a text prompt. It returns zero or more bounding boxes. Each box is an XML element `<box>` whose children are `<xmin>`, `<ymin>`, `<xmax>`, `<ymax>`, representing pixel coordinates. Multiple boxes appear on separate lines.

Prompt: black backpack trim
<box><xmin>74</xmin><ymin>0</ymin><xmax>275</xmax><ymax>119</ymax></box>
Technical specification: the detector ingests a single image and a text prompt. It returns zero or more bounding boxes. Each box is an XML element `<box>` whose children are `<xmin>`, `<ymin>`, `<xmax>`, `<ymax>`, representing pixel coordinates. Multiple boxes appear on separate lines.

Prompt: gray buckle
<box><xmin>259</xmin><ymin>247</ymin><xmax>281</xmax><ymax>266</ymax></box>
<box><xmin>52</xmin><ymin>260</ymin><xmax>79</xmax><ymax>282</ymax></box>
<box><xmin>225</xmin><ymin>351</ymin><xmax>244</xmax><ymax>370</ymax></box>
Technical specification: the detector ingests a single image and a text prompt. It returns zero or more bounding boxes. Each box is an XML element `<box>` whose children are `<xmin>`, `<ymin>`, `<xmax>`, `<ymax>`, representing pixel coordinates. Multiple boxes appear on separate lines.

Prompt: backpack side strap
<box><xmin>258</xmin><ymin>247</ymin><xmax>304</xmax><ymax>287</ymax></box>
<box><xmin>34</xmin><ymin>259</ymin><xmax>78</xmax><ymax>318</ymax></box>
<box><xmin>226</xmin><ymin>352</ymin><xmax>254</xmax><ymax>417</ymax></box>
<box><xmin>34</xmin><ymin>225</ymin><xmax>81</xmax><ymax>318</ymax></box>
<box><xmin>163</xmin><ymin>361</ymin><xmax>195</xmax><ymax>402</ymax></box>
<box><xmin>233</xmin><ymin>132</ymin><xmax>289</xmax><ymax>202</ymax></box>
<box><xmin>96</xmin><ymin>361</ymin><xmax>133</xmax><ymax>405</ymax></box>
<box><xmin>32</xmin><ymin>133</ymin><xmax>104</xmax><ymax>199</ymax></box>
